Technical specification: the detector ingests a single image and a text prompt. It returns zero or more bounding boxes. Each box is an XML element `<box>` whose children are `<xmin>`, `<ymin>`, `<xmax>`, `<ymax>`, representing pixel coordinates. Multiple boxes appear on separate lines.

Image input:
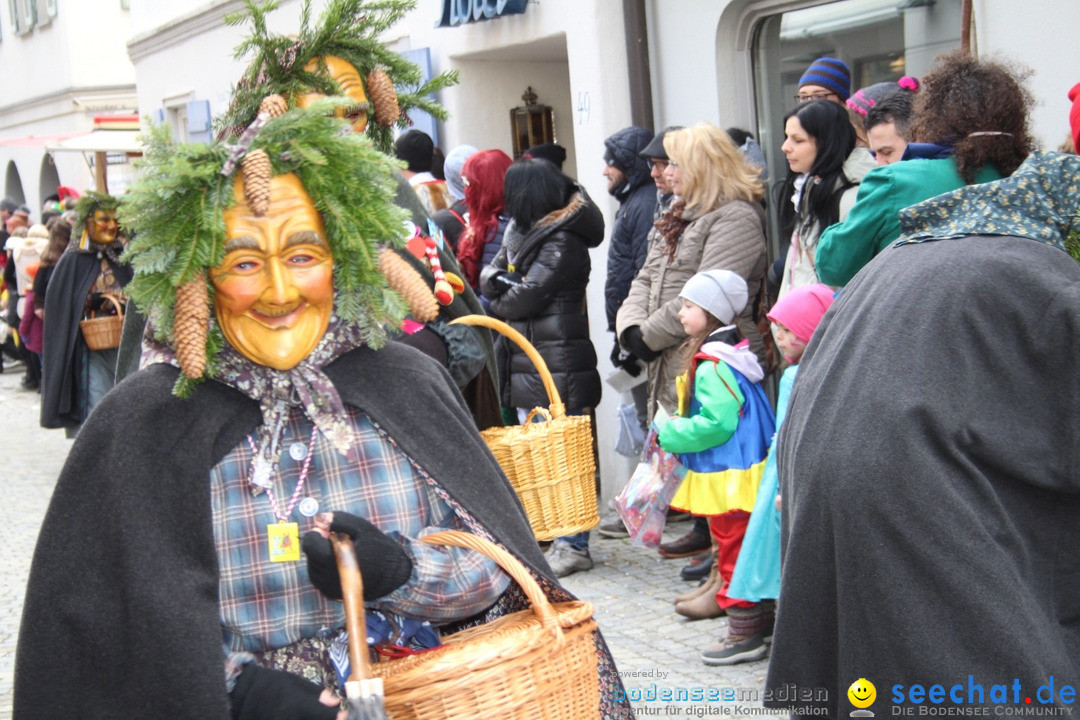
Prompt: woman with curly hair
<box><xmin>455</xmin><ymin>148</ymin><xmax>513</xmax><ymax>300</ymax></box>
<box><xmin>815</xmin><ymin>50</ymin><xmax>1035</xmax><ymax>287</ymax></box>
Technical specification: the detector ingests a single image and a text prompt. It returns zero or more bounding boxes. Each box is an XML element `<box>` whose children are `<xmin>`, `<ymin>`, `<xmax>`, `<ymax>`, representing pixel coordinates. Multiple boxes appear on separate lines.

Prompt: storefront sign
<box><xmin>436</xmin><ymin>0</ymin><xmax>527</xmax><ymax>27</ymax></box>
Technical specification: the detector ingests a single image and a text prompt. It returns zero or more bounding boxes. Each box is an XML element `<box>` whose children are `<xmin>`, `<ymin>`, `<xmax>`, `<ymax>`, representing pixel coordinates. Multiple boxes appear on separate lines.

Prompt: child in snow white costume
<box><xmin>13</xmin><ymin>102</ymin><xmax>632</xmax><ymax>720</ymax></box>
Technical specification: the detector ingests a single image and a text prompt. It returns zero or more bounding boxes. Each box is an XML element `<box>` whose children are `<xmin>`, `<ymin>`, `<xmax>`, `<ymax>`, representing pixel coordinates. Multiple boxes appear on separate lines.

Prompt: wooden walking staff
<box><xmin>332</xmin><ymin>533</ymin><xmax>390</xmax><ymax>720</ymax></box>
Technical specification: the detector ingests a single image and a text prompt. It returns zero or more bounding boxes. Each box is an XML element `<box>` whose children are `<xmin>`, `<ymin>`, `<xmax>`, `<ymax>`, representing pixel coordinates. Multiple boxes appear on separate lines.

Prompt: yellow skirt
<box><xmin>669</xmin><ymin>459</ymin><xmax>766</xmax><ymax>516</ymax></box>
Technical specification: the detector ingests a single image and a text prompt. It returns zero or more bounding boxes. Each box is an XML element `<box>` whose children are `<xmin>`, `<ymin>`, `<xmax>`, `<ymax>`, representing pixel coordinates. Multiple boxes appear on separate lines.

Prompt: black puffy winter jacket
<box><xmin>603</xmin><ymin>127</ymin><xmax>657</xmax><ymax>330</ymax></box>
<box><xmin>480</xmin><ymin>188</ymin><xmax>605</xmax><ymax>412</ymax></box>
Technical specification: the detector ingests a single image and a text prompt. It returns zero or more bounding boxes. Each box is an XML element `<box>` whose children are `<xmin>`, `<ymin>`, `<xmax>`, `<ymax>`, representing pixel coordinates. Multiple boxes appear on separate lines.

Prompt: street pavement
<box><xmin>0</xmin><ymin>366</ymin><xmax>776</xmax><ymax>720</ymax></box>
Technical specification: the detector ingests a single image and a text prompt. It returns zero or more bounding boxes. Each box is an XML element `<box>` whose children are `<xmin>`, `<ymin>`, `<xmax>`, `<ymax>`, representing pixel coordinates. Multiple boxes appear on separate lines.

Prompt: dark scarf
<box><xmin>142</xmin><ymin>316</ymin><xmax>371</xmax><ymax>482</ymax></box>
<box><xmin>654</xmin><ymin>197</ymin><xmax>692</xmax><ymax>262</ymax></box>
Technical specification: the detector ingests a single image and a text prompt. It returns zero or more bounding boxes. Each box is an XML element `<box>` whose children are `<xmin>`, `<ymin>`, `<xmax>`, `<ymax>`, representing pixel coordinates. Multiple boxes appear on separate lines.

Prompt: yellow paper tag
<box><xmin>267</xmin><ymin>522</ymin><xmax>300</xmax><ymax>562</ymax></box>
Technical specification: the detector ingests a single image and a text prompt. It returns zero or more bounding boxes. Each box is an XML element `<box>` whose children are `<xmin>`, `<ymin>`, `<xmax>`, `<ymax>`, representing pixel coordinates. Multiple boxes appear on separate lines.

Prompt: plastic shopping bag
<box><xmin>614</xmin><ymin>428</ymin><xmax>687</xmax><ymax>547</ymax></box>
<box><xmin>614</xmin><ymin>401</ymin><xmax>646</xmax><ymax>457</ymax></box>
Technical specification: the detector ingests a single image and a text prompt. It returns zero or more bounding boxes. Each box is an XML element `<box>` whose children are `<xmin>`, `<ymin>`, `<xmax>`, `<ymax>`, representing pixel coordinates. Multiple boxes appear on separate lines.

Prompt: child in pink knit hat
<box><xmin>727</xmin><ymin>283</ymin><xmax>835</xmax><ymax>627</ymax></box>
<box><xmin>765</xmin><ymin>283</ymin><xmax>835</xmax><ymax>363</ymax></box>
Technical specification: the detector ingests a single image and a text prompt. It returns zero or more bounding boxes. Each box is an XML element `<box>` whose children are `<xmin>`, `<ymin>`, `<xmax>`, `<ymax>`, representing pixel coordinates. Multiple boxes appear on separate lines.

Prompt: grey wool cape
<box><xmin>764</xmin><ymin>236</ymin><xmax>1080</xmax><ymax>717</ymax></box>
<box><xmin>15</xmin><ymin>342</ymin><xmax>632</xmax><ymax>719</ymax></box>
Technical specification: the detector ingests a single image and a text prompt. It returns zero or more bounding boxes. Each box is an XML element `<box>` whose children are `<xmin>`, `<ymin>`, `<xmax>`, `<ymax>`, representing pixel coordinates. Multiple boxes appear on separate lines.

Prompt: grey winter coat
<box><xmin>615</xmin><ymin>199</ymin><xmax>768</xmax><ymax>421</ymax></box>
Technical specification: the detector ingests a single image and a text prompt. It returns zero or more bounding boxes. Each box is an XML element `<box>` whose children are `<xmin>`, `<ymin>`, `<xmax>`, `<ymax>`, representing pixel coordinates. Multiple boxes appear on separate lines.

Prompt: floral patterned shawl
<box><xmin>897</xmin><ymin>151</ymin><xmax>1080</xmax><ymax>252</ymax></box>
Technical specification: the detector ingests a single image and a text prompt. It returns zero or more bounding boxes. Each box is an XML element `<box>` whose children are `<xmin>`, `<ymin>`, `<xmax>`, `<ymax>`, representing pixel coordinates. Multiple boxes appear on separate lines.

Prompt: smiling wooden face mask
<box><xmin>212</xmin><ymin>173</ymin><xmax>334</xmax><ymax>370</ymax></box>
<box><xmin>296</xmin><ymin>55</ymin><xmax>369</xmax><ymax>133</ymax></box>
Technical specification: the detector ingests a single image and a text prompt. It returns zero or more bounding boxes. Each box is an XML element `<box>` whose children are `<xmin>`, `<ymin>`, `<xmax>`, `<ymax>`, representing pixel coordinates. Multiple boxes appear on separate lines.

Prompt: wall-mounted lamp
<box><xmin>509</xmin><ymin>87</ymin><xmax>555</xmax><ymax>159</ymax></box>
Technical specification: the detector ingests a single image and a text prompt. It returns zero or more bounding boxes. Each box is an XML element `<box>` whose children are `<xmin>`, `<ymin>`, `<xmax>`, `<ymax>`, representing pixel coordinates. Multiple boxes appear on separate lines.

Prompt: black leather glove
<box><xmin>229</xmin><ymin>664</ymin><xmax>338</xmax><ymax>720</ymax></box>
<box><xmin>487</xmin><ymin>271</ymin><xmax>524</xmax><ymax>297</ymax></box>
<box><xmin>610</xmin><ymin>338</ymin><xmax>643</xmax><ymax>377</ymax></box>
<box><xmin>621</xmin><ymin>325</ymin><xmax>660</xmax><ymax>362</ymax></box>
<box><xmin>301</xmin><ymin>511</ymin><xmax>413</xmax><ymax>601</ymax></box>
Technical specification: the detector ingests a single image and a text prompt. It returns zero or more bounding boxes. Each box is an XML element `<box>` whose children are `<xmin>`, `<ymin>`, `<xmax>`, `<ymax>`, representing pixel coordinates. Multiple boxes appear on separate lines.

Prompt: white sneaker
<box><xmin>546</xmin><ymin>543</ymin><xmax>593</xmax><ymax>578</ymax></box>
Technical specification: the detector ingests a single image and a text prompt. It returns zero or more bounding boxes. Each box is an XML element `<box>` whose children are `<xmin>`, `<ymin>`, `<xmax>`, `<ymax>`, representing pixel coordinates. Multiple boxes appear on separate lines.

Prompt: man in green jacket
<box><xmin>814</xmin><ymin>52</ymin><xmax>1034</xmax><ymax>287</ymax></box>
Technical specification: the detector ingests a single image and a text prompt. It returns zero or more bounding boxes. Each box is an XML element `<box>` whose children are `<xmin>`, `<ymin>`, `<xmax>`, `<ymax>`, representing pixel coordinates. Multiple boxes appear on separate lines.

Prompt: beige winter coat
<box><xmin>616</xmin><ymin>199</ymin><xmax>768</xmax><ymax>421</ymax></box>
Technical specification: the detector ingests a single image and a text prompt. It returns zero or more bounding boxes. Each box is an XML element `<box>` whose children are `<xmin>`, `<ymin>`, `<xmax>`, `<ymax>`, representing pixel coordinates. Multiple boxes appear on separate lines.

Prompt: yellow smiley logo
<box><xmin>848</xmin><ymin>678</ymin><xmax>876</xmax><ymax>708</ymax></box>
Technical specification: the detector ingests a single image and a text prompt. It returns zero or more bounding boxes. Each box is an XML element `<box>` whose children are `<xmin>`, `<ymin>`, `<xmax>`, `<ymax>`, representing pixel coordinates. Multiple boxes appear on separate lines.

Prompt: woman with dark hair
<box><xmin>777</xmin><ymin>99</ymin><xmax>875</xmax><ymax>300</ymax></box>
<box><xmin>480</xmin><ymin>157</ymin><xmax>605</xmax><ymax>578</ymax></box>
<box><xmin>815</xmin><ymin>51</ymin><xmax>1034</xmax><ymax>287</ymax></box>
<box><xmin>456</xmin><ymin>148</ymin><xmax>513</xmax><ymax>299</ymax></box>
<box><xmin>31</xmin><ymin>220</ymin><xmax>71</xmax><ymax>324</ymax></box>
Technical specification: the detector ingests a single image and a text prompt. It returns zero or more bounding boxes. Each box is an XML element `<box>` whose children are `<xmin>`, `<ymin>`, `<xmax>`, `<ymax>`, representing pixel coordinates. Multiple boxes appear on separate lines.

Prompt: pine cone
<box><xmin>175</xmin><ymin>274</ymin><xmax>210</xmax><ymax>379</ymax></box>
<box><xmin>366</xmin><ymin>69</ymin><xmax>400</xmax><ymax>127</ymax></box>
<box><xmin>242</xmin><ymin>149</ymin><xmax>271</xmax><ymax>216</ymax></box>
<box><xmin>259</xmin><ymin>94</ymin><xmax>288</xmax><ymax>119</ymax></box>
<box><xmin>379</xmin><ymin>248</ymin><xmax>438</xmax><ymax>322</ymax></box>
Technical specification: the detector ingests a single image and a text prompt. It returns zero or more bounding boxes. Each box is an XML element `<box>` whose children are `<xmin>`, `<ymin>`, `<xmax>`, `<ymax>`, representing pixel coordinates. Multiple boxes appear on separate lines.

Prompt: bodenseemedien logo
<box><xmin>849</xmin><ymin>678</ymin><xmax>878</xmax><ymax>717</ymax></box>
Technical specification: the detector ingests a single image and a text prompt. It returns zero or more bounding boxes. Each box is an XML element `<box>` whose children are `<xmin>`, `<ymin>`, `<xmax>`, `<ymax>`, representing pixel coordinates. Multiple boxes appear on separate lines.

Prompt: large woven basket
<box><xmin>334</xmin><ymin>530</ymin><xmax>601</xmax><ymax>720</ymax></box>
<box><xmin>79</xmin><ymin>293</ymin><xmax>124</xmax><ymax>351</ymax></box>
<box><xmin>450</xmin><ymin>315</ymin><xmax>599</xmax><ymax>541</ymax></box>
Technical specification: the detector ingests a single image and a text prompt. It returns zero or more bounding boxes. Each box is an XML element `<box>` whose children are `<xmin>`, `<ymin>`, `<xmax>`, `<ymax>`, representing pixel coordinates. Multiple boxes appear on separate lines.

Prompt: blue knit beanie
<box><xmin>799</xmin><ymin>57</ymin><xmax>852</xmax><ymax>101</ymax></box>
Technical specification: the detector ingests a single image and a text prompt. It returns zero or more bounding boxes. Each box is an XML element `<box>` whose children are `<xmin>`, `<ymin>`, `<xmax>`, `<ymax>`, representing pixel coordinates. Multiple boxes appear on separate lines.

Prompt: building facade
<box><xmin>0</xmin><ymin>0</ymin><xmax>136</xmax><ymax>213</ymax></box>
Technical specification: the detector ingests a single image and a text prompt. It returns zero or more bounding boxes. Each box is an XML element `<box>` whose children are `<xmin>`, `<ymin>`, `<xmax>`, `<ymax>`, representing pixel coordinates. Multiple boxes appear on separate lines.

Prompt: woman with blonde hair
<box><xmin>618</xmin><ymin>123</ymin><xmax>769</xmax><ymax>424</ymax></box>
<box><xmin>616</xmin><ymin>122</ymin><xmax>770</xmax><ymax>567</ymax></box>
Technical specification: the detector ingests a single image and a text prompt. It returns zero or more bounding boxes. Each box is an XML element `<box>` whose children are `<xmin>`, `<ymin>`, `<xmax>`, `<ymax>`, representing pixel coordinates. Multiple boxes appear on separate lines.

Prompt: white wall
<box><xmin>973</xmin><ymin>0</ymin><xmax>1080</xmax><ymax>149</ymax></box>
<box><xmin>0</xmin><ymin>2</ymin><xmax>135</xmax><ymax>214</ymax></box>
<box><xmin>128</xmin><ymin>0</ymin><xmax>307</xmax><ymax>125</ymax></box>
<box><xmin>432</xmin><ymin>57</ymin><xmax>575</xmax><ymax>173</ymax></box>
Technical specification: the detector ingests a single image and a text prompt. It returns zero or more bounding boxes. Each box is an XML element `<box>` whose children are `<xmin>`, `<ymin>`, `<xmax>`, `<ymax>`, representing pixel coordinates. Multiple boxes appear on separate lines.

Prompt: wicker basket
<box><xmin>79</xmin><ymin>293</ymin><xmax>124</xmax><ymax>351</ymax></box>
<box><xmin>449</xmin><ymin>315</ymin><xmax>599</xmax><ymax>541</ymax></box>
<box><xmin>333</xmin><ymin>530</ymin><xmax>601</xmax><ymax>720</ymax></box>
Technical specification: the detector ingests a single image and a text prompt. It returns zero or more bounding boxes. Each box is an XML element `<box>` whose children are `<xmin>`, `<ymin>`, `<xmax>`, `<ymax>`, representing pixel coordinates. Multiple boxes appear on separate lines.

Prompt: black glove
<box><xmin>610</xmin><ymin>339</ymin><xmax>643</xmax><ymax>377</ymax></box>
<box><xmin>229</xmin><ymin>664</ymin><xmax>339</xmax><ymax>720</ymax></box>
<box><xmin>301</xmin><ymin>511</ymin><xmax>413</xmax><ymax>601</ymax></box>
<box><xmin>487</xmin><ymin>271</ymin><xmax>524</xmax><ymax>297</ymax></box>
<box><xmin>621</xmin><ymin>325</ymin><xmax>660</xmax><ymax>362</ymax></box>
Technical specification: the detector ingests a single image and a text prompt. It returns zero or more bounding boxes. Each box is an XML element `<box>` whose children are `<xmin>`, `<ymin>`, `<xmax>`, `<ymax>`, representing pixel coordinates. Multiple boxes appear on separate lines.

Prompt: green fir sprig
<box><xmin>1066</xmin><ymin>221</ymin><xmax>1080</xmax><ymax>264</ymax></box>
<box><xmin>218</xmin><ymin>0</ymin><xmax>459</xmax><ymax>153</ymax></box>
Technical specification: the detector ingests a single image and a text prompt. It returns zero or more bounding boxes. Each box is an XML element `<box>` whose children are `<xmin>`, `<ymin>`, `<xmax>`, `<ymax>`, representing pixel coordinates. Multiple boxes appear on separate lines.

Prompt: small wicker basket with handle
<box><xmin>79</xmin><ymin>293</ymin><xmax>124</xmax><ymax>351</ymax></box>
<box><xmin>449</xmin><ymin>315</ymin><xmax>599</xmax><ymax>541</ymax></box>
<box><xmin>333</xmin><ymin>529</ymin><xmax>601</xmax><ymax>720</ymax></box>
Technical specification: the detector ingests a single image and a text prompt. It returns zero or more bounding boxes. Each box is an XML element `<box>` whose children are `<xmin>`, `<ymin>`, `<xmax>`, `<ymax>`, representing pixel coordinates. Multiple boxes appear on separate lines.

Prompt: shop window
<box><xmin>750</xmin><ymin>0</ymin><xmax>962</xmax><ymax>258</ymax></box>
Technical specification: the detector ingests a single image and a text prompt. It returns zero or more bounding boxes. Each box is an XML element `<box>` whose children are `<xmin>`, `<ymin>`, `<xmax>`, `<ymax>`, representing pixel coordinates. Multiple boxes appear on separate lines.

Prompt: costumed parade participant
<box><xmin>40</xmin><ymin>192</ymin><xmax>130</xmax><ymax>434</ymax></box>
<box><xmin>218</xmin><ymin>0</ymin><xmax>502</xmax><ymax>430</ymax></box>
<box><xmin>764</xmin><ymin>151</ymin><xmax>1080</xmax><ymax>718</ymax></box>
<box><xmin>113</xmin><ymin>0</ymin><xmax>502</xmax><ymax>430</ymax></box>
<box><xmin>14</xmin><ymin>99</ymin><xmax>632</xmax><ymax>719</ymax></box>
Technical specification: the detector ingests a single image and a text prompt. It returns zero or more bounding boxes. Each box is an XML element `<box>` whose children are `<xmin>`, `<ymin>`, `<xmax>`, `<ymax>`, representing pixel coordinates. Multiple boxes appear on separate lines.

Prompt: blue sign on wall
<box><xmin>398</xmin><ymin>48</ymin><xmax>440</xmax><ymax>148</ymax></box>
<box><xmin>436</xmin><ymin>0</ymin><xmax>528</xmax><ymax>27</ymax></box>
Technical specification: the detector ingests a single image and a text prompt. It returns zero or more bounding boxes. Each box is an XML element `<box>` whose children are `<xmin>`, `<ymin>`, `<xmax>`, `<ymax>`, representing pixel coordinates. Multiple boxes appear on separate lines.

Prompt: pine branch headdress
<box><xmin>74</xmin><ymin>191</ymin><xmax>119</xmax><ymax>229</ymax></box>
<box><xmin>217</xmin><ymin>0</ymin><xmax>458</xmax><ymax>153</ymax></box>
<box><xmin>119</xmin><ymin>102</ymin><xmax>410</xmax><ymax>396</ymax></box>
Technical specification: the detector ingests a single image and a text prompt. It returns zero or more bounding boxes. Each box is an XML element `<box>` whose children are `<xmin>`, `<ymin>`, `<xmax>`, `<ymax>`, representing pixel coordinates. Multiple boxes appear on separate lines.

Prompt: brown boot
<box><xmin>674</xmin><ymin>577</ymin><xmax>726</xmax><ymax>620</ymax></box>
<box><xmin>674</xmin><ymin>565</ymin><xmax>720</xmax><ymax>604</ymax></box>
